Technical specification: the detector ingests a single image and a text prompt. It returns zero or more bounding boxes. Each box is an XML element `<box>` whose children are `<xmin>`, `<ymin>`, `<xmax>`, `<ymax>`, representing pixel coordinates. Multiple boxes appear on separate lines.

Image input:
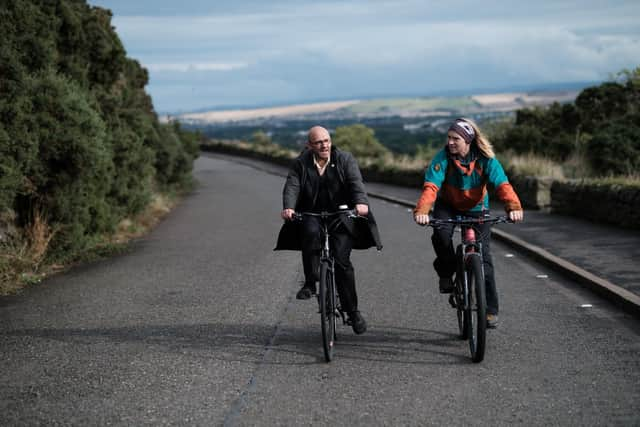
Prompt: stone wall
<box><xmin>551</xmin><ymin>181</ymin><xmax>640</xmax><ymax>229</ymax></box>
<box><xmin>360</xmin><ymin>166</ymin><xmax>424</xmax><ymax>189</ymax></box>
<box><xmin>201</xmin><ymin>141</ymin><xmax>295</xmax><ymax>167</ymax></box>
<box><xmin>509</xmin><ymin>176</ymin><xmax>553</xmax><ymax>211</ymax></box>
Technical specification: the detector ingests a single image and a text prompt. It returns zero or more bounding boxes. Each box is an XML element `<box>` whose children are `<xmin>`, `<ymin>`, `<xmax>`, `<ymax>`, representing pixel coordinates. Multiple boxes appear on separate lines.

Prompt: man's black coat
<box><xmin>274</xmin><ymin>146</ymin><xmax>382</xmax><ymax>251</ymax></box>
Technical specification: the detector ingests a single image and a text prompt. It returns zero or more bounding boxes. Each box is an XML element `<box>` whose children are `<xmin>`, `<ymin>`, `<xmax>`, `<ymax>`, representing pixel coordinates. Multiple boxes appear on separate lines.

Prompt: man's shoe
<box><xmin>295</xmin><ymin>285</ymin><xmax>315</xmax><ymax>300</ymax></box>
<box><xmin>348</xmin><ymin>311</ymin><xmax>367</xmax><ymax>335</ymax></box>
<box><xmin>486</xmin><ymin>314</ymin><xmax>499</xmax><ymax>329</ymax></box>
<box><xmin>439</xmin><ymin>277</ymin><xmax>454</xmax><ymax>294</ymax></box>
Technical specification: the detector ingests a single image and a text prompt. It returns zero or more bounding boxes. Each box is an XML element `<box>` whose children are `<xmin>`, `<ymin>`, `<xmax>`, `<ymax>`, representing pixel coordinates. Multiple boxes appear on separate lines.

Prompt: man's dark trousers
<box><xmin>301</xmin><ymin>215</ymin><xmax>357</xmax><ymax>313</ymax></box>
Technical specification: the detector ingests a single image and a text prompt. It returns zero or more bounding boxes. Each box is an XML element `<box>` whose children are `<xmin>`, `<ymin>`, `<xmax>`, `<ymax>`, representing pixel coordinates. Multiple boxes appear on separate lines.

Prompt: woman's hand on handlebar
<box><xmin>414</xmin><ymin>213</ymin><xmax>429</xmax><ymax>225</ymax></box>
<box><xmin>508</xmin><ymin>209</ymin><xmax>524</xmax><ymax>223</ymax></box>
<box><xmin>281</xmin><ymin>208</ymin><xmax>295</xmax><ymax>221</ymax></box>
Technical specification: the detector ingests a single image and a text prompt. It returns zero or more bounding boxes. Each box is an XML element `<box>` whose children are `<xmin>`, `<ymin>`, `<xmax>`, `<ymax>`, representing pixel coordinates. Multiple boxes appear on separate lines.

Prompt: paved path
<box><xmin>209</xmin><ymin>152</ymin><xmax>640</xmax><ymax>312</ymax></box>
<box><xmin>1</xmin><ymin>154</ymin><xmax>638</xmax><ymax>426</ymax></box>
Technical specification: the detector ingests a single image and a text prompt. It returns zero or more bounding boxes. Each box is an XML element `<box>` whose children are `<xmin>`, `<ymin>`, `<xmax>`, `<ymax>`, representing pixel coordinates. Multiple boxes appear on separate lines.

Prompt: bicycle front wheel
<box><xmin>466</xmin><ymin>254</ymin><xmax>487</xmax><ymax>363</ymax></box>
<box><xmin>319</xmin><ymin>260</ymin><xmax>336</xmax><ymax>362</ymax></box>
<box><xmin>455</xmin><ymin>277</ymin><xmax>467</xmax><ymax>340</ymax></box>
<box><xmin>455</xmin><ymin>246</ymin><xmax>467</xmax><ymax>340</ymax></box>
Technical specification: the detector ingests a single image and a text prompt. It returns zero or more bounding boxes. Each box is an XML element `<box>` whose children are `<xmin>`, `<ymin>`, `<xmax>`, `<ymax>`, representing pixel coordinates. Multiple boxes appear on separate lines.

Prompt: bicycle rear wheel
<box><xmin>466</xmin><ymin>254</ymin><xmax>486</xmax><ymax>363</ymax></box>
<box><xmin>319</xmin><ymin>260</ymin><xmax>336</xmax><ymax>362</ymax></box>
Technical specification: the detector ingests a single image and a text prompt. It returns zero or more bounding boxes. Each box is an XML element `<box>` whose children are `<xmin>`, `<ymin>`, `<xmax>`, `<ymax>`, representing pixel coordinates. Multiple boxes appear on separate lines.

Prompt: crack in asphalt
<box><xmin>222</xmin><ymin>291</ymin><xmax>297</xmax><ymax>426</ymax></box>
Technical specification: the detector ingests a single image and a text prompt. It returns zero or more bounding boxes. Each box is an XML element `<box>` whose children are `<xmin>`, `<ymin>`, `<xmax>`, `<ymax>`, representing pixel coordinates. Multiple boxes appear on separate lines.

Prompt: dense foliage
<box><xmin>332</xmin><ymin>124</ymin><xmax>389</xmax><ymax>158</ymax></box>
<box><xmin>0</xmin><ymin>0</ymin><xmax>199</xmax><ymax>260</ymax></box>
<box><xmin>492</xmin><ymin>67</ymin><xmax>640</xmax><ymax>176</ymax></box>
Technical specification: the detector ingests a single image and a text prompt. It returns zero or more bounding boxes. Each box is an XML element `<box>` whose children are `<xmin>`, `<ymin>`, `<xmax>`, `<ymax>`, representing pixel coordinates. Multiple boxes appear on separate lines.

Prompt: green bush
<box><xmin>0</xmin><ymin>0</ymin><xmax>199</xmax><ymax>265</ymax></box>
<box><xmin>0</xmin><ymin>126</ymin><xmax>21</xmax><ymax>211</ymax></box>
<box><xmin>15</xmin><ymin>70</ymin><xmax>115</xmax><ymax>255</ymax></box>
<box><xmin>147</xmin><ymin>121</ymin><xmax>199</xmax><ymax>190</ymax></box>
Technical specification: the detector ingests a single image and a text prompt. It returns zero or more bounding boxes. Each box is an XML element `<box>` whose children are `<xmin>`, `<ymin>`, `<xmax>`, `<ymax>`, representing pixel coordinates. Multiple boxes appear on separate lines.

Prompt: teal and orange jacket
<box><xmin>414</xmin><ymin>147</ymin><xmax>522</xmax><ymax>215</ymax></box>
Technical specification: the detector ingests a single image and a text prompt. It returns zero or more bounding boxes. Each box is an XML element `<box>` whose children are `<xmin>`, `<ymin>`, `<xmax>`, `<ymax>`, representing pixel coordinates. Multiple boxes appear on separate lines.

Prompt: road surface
<box><xmin>1</xmin><ymin>155</ymin><xmax>638</xmax><ymax>426</ymax></box>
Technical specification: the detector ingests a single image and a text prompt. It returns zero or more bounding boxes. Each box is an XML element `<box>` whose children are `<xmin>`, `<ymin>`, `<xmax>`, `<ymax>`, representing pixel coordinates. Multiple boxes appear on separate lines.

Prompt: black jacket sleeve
<box><xmin>342</xmin><ymin>152</ymin><xmax>368</xmax><ymax>206</ymax></box>
<box><xmin>282</xmin><ymin>159</ymin><xmax>302</xmax><ymax>210</ymax></box>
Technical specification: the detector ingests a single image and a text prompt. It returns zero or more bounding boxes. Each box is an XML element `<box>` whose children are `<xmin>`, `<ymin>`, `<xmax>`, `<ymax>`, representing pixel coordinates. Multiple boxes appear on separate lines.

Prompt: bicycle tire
<box><xmin>466</xmin><ymin>254</ymin><xmax>486</xmax><ymax>363</ymax></box>
<box><xmin>455</xmin><ymin>279</ymin><xmax>467</xmax><ymax>340</ymax></box>
<box><xmin>319</xmin><ymin>261</ymin><xmax>335</xmax><ymax>362</ymax></box>
<box><xmin>330</xmin><ymin>271</ymin><xmax>338</xmax><ymax>343</ymax></box>
<box><xmin>455</xmin><ymin>246</ymin><xmax>467</xmax><ymax>340</ymax></box>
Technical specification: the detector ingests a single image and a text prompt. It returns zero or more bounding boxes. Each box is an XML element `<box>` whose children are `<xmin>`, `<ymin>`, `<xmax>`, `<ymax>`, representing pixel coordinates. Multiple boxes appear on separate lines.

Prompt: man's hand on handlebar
<box><xmin>282</xmin><ymin>205</ymin><xmax>367</xmax><ymax>221</ymax></box>
<box><xmin>355</xmin><ymin>204</ymin><xmax>368</xmax><ymax>217</ymax></box>
<box><xmin>414</xmin><ymin>213</ymin><xmax>429</xmax><ymax>225</ymax></box>
<box><xmin>281</xmin><ymin>208</ymin><xmax>295</xmax><ymax>221</ymax></box>
<box><xmin>508</xmin><ymin>209</ymin><xmax>524</xmax><ymax>223</ymax></box>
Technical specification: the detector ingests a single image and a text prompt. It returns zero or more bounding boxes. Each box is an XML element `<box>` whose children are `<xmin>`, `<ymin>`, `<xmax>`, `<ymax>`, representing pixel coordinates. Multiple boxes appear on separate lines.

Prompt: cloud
<box><xmin>93</xmin><ymin>0</ymin><xmax>640</xmax><ymax>111</ymax></box>
<box><xmin>145</xmin><ymin>62</ymin><xmax>249</xmax><ymax>72</ymax></box>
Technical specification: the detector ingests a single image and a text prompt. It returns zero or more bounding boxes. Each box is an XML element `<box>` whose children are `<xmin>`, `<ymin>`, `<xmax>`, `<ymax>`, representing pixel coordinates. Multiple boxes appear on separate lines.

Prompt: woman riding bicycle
<box><xmin>413</xmin><ymin>118</ymin><xmax>524</xmax><ymax>328</ymax></box>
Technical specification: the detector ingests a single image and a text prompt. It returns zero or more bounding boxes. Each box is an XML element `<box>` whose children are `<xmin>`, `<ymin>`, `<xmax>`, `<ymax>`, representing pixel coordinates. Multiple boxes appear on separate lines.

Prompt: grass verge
<box><xmin>0</xmin><ymin>191</ymin><xmax>180</xmax><ymax>296</ymax></box>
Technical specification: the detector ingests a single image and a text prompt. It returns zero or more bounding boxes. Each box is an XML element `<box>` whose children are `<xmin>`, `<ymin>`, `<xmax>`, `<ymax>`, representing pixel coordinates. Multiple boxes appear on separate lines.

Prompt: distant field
<box><xmin>178</xmin><ymin>100</ymin><xmax>360</xmax><ymax>123</ymax></box>
<box><xmin>342</xmin><ymin>97</ymin><xmax>479</xmax><ymax>115</ymax></box>
<box><xmin>471</xmin><ymin>91</ymin><xmax>579</xmax><ymax>111</ymax></box>
<box><xmin>176</xmin><ymin>90</ymin><xmax>580</xmax><ymax>124</ymax></box>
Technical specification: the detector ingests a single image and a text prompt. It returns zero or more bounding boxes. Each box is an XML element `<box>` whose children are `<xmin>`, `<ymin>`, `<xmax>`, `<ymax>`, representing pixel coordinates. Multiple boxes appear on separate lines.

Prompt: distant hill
<box><xmin>172</xmin><ymin>90</ymin><xmax>580</xmax><ymax>125</ymax></box>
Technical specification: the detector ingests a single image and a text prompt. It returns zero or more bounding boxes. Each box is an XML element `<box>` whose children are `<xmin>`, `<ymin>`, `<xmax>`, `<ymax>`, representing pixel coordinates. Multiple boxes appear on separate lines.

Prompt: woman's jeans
<box><xmin>431</xmin><ymin>203</ymin><xmax>498</xmax><ymax>315</ymax></box>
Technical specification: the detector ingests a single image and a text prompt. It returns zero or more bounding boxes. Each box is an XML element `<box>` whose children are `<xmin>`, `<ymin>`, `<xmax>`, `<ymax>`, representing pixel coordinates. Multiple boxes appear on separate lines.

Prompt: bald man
<box><xmin>275</xmin><ymin>126</ymin><xmax>382</xmax><ymax>335</ymax></box>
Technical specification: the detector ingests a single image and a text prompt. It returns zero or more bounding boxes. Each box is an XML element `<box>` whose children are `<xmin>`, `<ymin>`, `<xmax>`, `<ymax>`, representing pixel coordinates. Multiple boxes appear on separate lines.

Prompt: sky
<box><xmin>87</xmin><ymin>0</ymin><xmax>640</xmax><ymax>114</ymax></box>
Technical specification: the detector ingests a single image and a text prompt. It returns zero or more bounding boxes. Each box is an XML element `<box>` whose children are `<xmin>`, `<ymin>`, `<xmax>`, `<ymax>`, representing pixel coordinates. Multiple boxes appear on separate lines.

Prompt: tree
<box><xmin>575</xmin><ymin>82</ymin><xmax>630</xmax><ymax>133</ymax></box>
<box><xmin>332</xmin><ymin>124</ymin><xmax>389</xmax><ymax>158</ymax></box>
<box><xmin>587</xmin><ymin>116</ymin><xmax>640</xmax><ymax>176</ymax></box>
<box><xmin>250</xmin><ymin>130</ymin><xmax>272</xmax><ymax>147</ymax></box>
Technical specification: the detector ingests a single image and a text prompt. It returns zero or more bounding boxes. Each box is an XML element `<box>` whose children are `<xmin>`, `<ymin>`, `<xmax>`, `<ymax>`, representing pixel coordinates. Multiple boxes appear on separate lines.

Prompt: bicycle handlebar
<box><xmin>292</xmin><ymin>209</ymin><xmax>359</xmax><ymax>221</ymax></box>
<box><xmin>427</xmin><ymin>214</ymin><xmax>513</xmax><ymax>227</ymax></box>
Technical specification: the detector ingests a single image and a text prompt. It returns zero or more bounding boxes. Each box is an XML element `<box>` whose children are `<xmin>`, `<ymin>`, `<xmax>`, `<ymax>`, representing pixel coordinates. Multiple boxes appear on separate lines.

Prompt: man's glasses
<box><xmin>309</xmin><ymin>138</ymin><xmax>330</xmax><ymax>146</ymax></box>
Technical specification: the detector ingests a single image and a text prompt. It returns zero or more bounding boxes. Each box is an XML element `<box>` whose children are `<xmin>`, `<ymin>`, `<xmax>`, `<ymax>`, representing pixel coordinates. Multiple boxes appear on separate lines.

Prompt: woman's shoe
<box><xmin>486</xmin><ymin>314</ymin><xmax>499</xmax><ymax>328</ymax></box>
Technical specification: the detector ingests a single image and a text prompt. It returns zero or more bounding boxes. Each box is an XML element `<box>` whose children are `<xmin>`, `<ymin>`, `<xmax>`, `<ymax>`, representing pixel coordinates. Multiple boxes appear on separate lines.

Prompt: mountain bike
<box><xmin>428</xmin><ymin>215</ymin><xmax>512</xmax><ymax>363</ymax></box>
<box><xmin>294</xmin><ymin>209</ymin><xmax>358</xmax><ymax>362</ymax></box>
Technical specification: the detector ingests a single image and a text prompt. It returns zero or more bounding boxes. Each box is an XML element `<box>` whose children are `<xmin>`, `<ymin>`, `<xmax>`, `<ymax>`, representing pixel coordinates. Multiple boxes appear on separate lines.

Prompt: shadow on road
<box><xmin>3</xmin><ymin>322</ymin><xmax>471</xmax><ymax>365</ymax></box>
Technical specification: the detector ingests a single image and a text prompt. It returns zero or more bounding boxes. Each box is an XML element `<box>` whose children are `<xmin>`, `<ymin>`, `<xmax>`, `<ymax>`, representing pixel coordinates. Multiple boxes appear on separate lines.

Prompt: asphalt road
<box><xmin>1</xmin><ymin>155</ymin><xmax>639</xmax><ymax>426</ymax></box>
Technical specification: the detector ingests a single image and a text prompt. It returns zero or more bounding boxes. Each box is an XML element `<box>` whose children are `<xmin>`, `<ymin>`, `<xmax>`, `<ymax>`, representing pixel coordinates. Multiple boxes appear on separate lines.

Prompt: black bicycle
<box><xmin>428</xmin><ymin>214</ymin><xmax>512</xmax><ymax>363</ymax></box>
<box><xmin>294</xmin><ymin>209</ymin><xmax>357</xmax><ymax>362</ymax></box>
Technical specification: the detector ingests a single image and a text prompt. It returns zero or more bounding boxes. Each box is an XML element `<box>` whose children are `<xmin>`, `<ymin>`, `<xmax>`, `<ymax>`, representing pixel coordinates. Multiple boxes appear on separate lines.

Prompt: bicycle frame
<box><xmin>294</xmin><ymin>209</ymin><xmax>356</xmax><ymax>280</ymax></box>
<box><xmin>459</xmin><ymin>225</ymin><xmax>483</xmax><ymax>309</ymax></box>
<box><xmin>428</xmin><ymin>214</ymin><xmax>511</xmax><ymax>363</ymax></box>
<box><xmin>294</xmin><ymin>209</ymin><xmax>357</xmax><ymax>361</ymax></box>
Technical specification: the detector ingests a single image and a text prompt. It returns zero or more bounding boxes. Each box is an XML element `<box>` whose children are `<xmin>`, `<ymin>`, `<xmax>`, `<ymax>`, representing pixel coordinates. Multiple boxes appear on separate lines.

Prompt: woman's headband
<box><xmin>448</xmin><ymin>119</ymin><xmax>475</xmax><ymax>143</ymax></box>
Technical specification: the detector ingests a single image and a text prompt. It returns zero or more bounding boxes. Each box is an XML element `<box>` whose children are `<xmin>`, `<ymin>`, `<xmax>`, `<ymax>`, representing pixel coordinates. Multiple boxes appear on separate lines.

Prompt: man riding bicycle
<box><xmin>275</xmin><ymin>126</ymin><xmax>382</xmax><ymax>335</ymax></box>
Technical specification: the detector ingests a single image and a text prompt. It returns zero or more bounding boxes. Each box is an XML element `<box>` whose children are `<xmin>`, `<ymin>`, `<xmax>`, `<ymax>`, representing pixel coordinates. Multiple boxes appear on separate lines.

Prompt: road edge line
<box><xmin>368</xmin><ymin>191</ymin><xmax>640</xmax><ymax>319</ymax></box>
